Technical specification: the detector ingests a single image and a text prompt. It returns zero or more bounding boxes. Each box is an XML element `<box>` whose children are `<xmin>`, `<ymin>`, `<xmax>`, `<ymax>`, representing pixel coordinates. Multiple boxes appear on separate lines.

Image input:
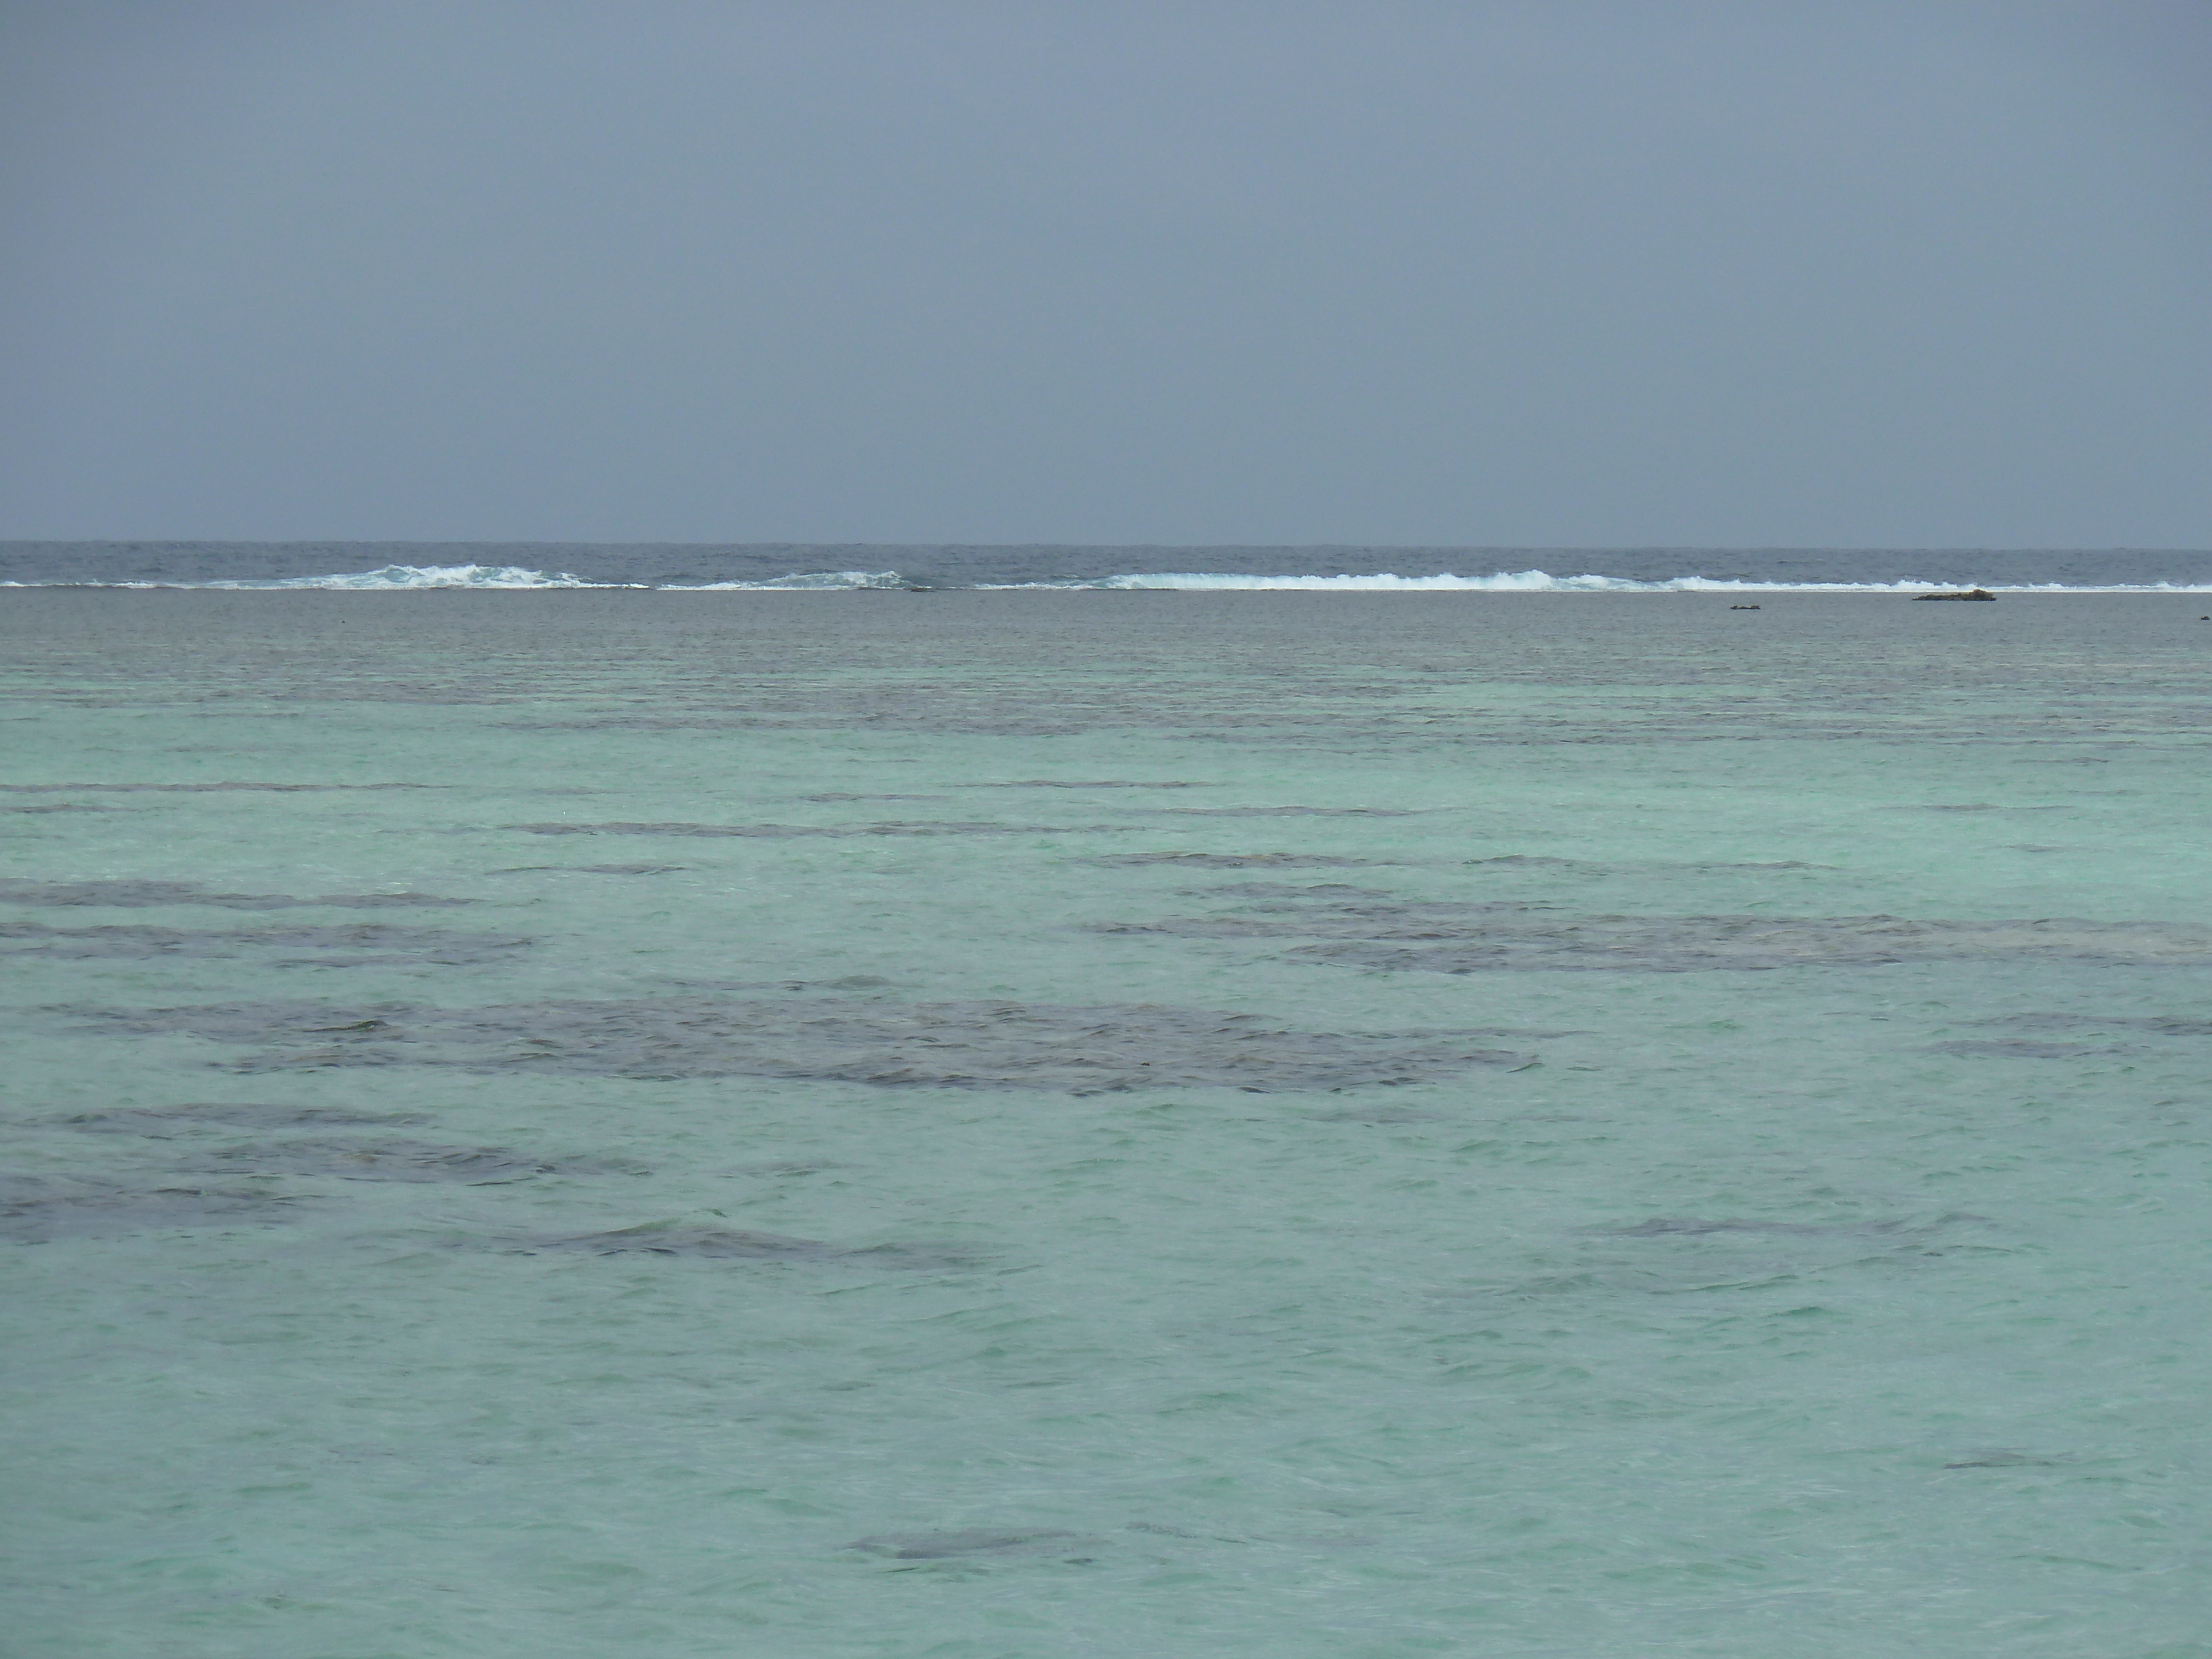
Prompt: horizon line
<box><xmin>6</xmin><ymin>539</ymin><xmax>2210</xmax><ymax>555</ymax></box>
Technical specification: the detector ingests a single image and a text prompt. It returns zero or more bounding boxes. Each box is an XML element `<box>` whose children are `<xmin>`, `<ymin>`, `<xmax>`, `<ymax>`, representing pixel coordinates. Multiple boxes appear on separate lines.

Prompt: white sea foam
<box><xmin>0</xmin><ymin>565</ymin><xmax>914</xmax><ymax>592</ymax></box>
<box><xmin>0</xmin><ymin>563</ymin><xmax>614</xmax><ymax>591</ymax></box>
<box><xmin>270</xmin><ymin>564</ymin><xmax>617</xmax><ymax>589</ymax></box>
<box><xmin>984</xmin><ymin>569</ymin><xmax>2212</xmax><ymax>594</ymax></box>
<box><xmin>663</xmin><ymin>570</ymin><xmax>910</xmax><ymax>591</ymax></box>
<box><xmin>9</xmin><ymin>565</ymin><xmax>2212</xmax><ymax>594</ymax></box>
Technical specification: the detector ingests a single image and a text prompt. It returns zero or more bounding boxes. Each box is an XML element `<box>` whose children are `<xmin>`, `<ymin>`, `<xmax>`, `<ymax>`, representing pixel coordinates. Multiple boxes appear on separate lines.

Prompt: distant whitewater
<box><xmin>0</xmin><ymin>563</ymin><xmax>913</xmax><ymax>593</ymax></box>
<box><xmin>985</xmin><ymin>571</ymin><xmax>2212</xmax><ymax>594</ymax></box>
<box><xmin>4</xmin><ymin>542</ymin><xmax>2210</xmax><ymax>592</ymax></box>
<box><xmin>11</xmin><ymin>566</ymin><xmax>2211</xmax><ymax>596</ymax></box>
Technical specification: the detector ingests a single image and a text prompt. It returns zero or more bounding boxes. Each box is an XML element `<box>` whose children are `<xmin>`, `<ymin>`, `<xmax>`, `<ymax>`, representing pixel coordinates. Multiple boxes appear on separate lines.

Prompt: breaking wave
<box><xmin>662</xmin><ymin>570</ymin><xmax>910</xmax><ymax>591</ymax></box>
<box><xmin>0</xmin><ymin>564</ymin><xmax>613</xmax><ymax>591</ymax></box>
<box><xmin>11</xmin><ymin>564</ymin><xmax>2211</xmax><ymax>594</ymax></box>
<box><xmin>2</xmin><ymin>565</ymin><xmax>908</xmax><ymax>591</ymax></box>
<box><xmin>983</xmin><ymin>570</ymin><xmax>2212</xmax><ymax>594</ymax></box>
<box><xmin>259</xmin><ymin>564</ymin><xmax>606</xmax><ymax>590</ymax></box>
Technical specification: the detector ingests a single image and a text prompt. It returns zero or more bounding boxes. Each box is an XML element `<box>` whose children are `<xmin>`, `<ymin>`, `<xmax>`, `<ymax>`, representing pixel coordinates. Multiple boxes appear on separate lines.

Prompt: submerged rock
<box><xmin>1101</xmin><ymin>895</ymin><xmax>2212</xmax><ymax>973</ymax></box>
<box><xmin>1594</xmin><ymin>1217</ymin><xmax>1938</xmax><ymax>1238</ymax></box>
<box><xmin>72</xmin><ymin>997</ymin><xmax>1537</xmax><ymax>1092</ymax></box>
<box><xmin>54</xmin><ymin>1102</ymin><xmax>433</xmax><ymax>1135</ymax></box>
<box><xmin>515</xmin><ymin>1224</ymin><xmax>844</xmax><ymax>1260</ymax></box>
<box><xmin>194</xmin><ymin>1138</ymin><xmax>623</xmax><ymax>1183</ymax></box>
<box><xmin>0</xmin><ymin>879</ymin><xmax>469</xmax><ymax>909</ymax></box>
<box><xmin>496</xmin><ymin>1223</ymin><xmax>982</xmax><ymax>1269</ymax></box>
<box><xmin>1943</xmin><ymin>1450</ymin><xmax>2067</xmax><ymax>1469</ymax></box>
<box><xmin>1083</xmin><ymin>852</ymin><xmax>1384</xmax><ymax>869</ymax></box>
<box><xmin>506</xmin><ymin>820</ymin><xmax>1116</xmax><ymax>838</ymax></box>
<box><xmin>0</xmin><ymin>1176</ymin><xmax>307</xmax><ymax>1242</ymax></box>
<box><xmin>486</xmin><ymin>863</ymin><xmax>687</xmax><ymax>875</ymax></box>
<box><xmin>1</xmin><ymin>920</ymin><xmax>528</xmax><ymax>965</ymax></box>
<box><xmin>0</xmin><ymin>782</ymin><xmax>437</xmax><ymax>793</ymax></box>
<box><xmin>1920</xmin><ymin>1039</ymin><xmax>2122</xmax><ymax>1059</ymax></box>
<box><xmin>1976</xmin><ymin>1012</ymin><xmax>2212</xmax><ymax>1036</ymax></box>
<box><xmin>1136</xmin><ymin>806</ymin><xmax>1421</xmax><ymax>818</ymax></box>
<box><xmin>1304</xmin><ymin>1104</ymin><xmax>1452</xmax><ymax>1124</ymax></box>
<box><xmin>847</xmin><ymin>1529</ymin><xmax>1084</xmax><ymax>1560</ymax></box>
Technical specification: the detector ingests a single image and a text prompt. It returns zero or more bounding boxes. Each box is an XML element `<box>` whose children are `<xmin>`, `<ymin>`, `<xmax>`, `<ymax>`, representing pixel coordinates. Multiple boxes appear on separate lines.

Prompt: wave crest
<box><xmin>664</xmin><ymin>570</ymin><xmax>910</xmax><ymax>591</ymax></box>
<box><xmin>30</xmin><ymin>564</ymin><xmax>611</xmax><ymax>591</ymax></box>
<box><xmin>10</xmin><ymin>565</ymin><xmax>2210</xmax><ymax>594</ymax></box>
<box><xmin>268</xmin><ymin>564</ymin><xmax>602</xmax><ymax>590</ymax></box>
<box><xmin>984</xmin><ymin>570</ymin><xmax>2212</xmax><ymax>594</ymax></box>
<box><xmin>3</xmin><ymin>565</ymin><xmax>912</xmax><ymax>592</ymax></box>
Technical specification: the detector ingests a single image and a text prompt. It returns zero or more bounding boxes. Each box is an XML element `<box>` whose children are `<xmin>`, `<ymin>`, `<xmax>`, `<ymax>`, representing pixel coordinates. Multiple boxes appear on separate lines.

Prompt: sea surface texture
<box><xmin>6</xmin><ymin>539</ymin><xmax>2212</xmax><ymax>591</ymax></box>
<box><xmin>4</xmin><ymin>567</ymin><xmax>2210</xmax><ymax>1657</ymax></box>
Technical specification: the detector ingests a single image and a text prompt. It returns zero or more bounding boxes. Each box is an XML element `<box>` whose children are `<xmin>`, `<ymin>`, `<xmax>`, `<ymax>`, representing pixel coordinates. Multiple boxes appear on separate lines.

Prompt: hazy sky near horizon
<box><xmin>4</xmin><ymin>1</ymin><xmax>2208</xmax><ymax>547</ymax></box>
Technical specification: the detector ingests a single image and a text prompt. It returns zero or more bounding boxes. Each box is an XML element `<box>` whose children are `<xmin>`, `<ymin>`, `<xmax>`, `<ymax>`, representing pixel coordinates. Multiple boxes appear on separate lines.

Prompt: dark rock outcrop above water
<box><xmin>1913</xmin><ymin>589</ymin><xmax>1995</xmax><ymax>601</ymax></box>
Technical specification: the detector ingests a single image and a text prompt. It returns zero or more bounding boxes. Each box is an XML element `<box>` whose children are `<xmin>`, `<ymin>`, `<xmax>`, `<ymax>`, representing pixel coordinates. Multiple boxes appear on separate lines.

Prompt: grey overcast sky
<box><xmin>3</xmin><ymin>1</ymin><xmax>2208</xmax><ymax>547</ymax></box>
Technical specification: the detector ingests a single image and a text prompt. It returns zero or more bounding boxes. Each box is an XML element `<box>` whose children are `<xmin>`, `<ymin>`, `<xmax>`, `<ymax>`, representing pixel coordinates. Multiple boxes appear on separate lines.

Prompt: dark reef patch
<box><xmin>507</xmin><ymin>821</ymin><xmax>1118</xmax><ymax>838</ymax></box>
<box><xmin>1943</xmin><ymin>1451</ymin><xmax>2068</xmax><ymax>1470</ymax></box>
<box><xmin>0</xmin><ymin>782</ymin><xmax>437</xmax><ymax>793</ymax></box>
<box><xmin>1441</xmin><ymin>1211</ymin><xmax>2000</xmax><ymax>1298</ymax></box>
<box><xmin>1459</xmin><ymin>856</ymin><xmax>1823</xmax><ymax>872</ymax></box>
<box><xmin>494</xmin><ymin>1223</ymin><xmax>979</xmax><ymax>1269</ymax></box>
<box><xmin>69</xmin><ymin>997</ymin><xmax>1538</xmax><ymax>1092</ymax></box>
<box><xmin>487</xmin><ymin>863</ymin><xmax>686</xmax><ymax>875</ymax></box>
<box><xmin>1304</xmin><ymin>1104</ymin><xmax>1453</xmax><ymax>1124</ymax></box>
<box><xmin>1</xmin><ymin>921</ymin><xmax>530</xmax><ymax>966</ymax></box>
<box><xmin>1974</xmin><ymin>1013</ymin><xmax>2212</xmax><ymax>1036</ymax></box>
<box><xmin>190</xmin><ymin>1138</ymin><xmax>627</xmax><ymax>1183</ymax></box>
<box><xmin>1083</xmin><ymin>853</ymin><xmax>1385</xmax><ymax>869</ymax></box>
<box><xmin>1136</xmin><ymin>806</ymin><xmax>1421</xmax><ymax>818</ymax></box>
<box><xmin>0</xmin><ymin>879</ymin><xmax>470</xmax><ymax>910</ymax></box>
<box><xmin>1921</xmin><ymin>1039</ymin><xmax>2125</xmax><ymax>1059</ymax></box>
<box><xmin>1590</xmin><ymin>1216</ymin><xmax>1975</xmax><ymax>1239</ymax></box>
<box><xmin>1094</xmin><ymin>895</ymin><xmax>2212</xmax><ymax>972</ymax></box>
<box><xmin>1192</xmin><ymin>883</ymin><xmax>1401</xmax><ymax>900</ymax></box>
<box><xmin>847</xmin><ymin>1530</ymin><xmax>1086</xmax><ymax>1560</ymax></box>
<box><xmin>0</xmin><ymin>1176</ymin><xmax>308</xmax><ymax>1242</ymax></box>
<box><xmin>53</xmin><ymin>1102</ymin><xmax>434</xmax><ymax>1135</ymax></box>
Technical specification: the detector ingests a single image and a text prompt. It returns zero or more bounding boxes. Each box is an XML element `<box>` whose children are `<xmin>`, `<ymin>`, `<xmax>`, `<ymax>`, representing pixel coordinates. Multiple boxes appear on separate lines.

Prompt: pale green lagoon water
<box><xmin>4</xmin><ymin>591</ymin><xmax>2211</xmax><ymax>1657</ymax></box>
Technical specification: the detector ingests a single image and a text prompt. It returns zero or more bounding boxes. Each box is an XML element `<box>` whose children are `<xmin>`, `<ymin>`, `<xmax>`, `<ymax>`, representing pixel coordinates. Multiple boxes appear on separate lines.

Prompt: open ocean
<box><xmin>5</xmin><ymin>545</ymin><xmax>2210</xmax><ymax>1657</ymax></box>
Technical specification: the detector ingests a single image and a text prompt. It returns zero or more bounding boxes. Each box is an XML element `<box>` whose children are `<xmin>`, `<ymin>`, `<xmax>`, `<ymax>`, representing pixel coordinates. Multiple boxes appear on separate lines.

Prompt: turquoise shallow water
<box><xmin>4</xmin><ymin>591</ymin><xmax>2211</xmax><ymax>1657</ymax></box>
